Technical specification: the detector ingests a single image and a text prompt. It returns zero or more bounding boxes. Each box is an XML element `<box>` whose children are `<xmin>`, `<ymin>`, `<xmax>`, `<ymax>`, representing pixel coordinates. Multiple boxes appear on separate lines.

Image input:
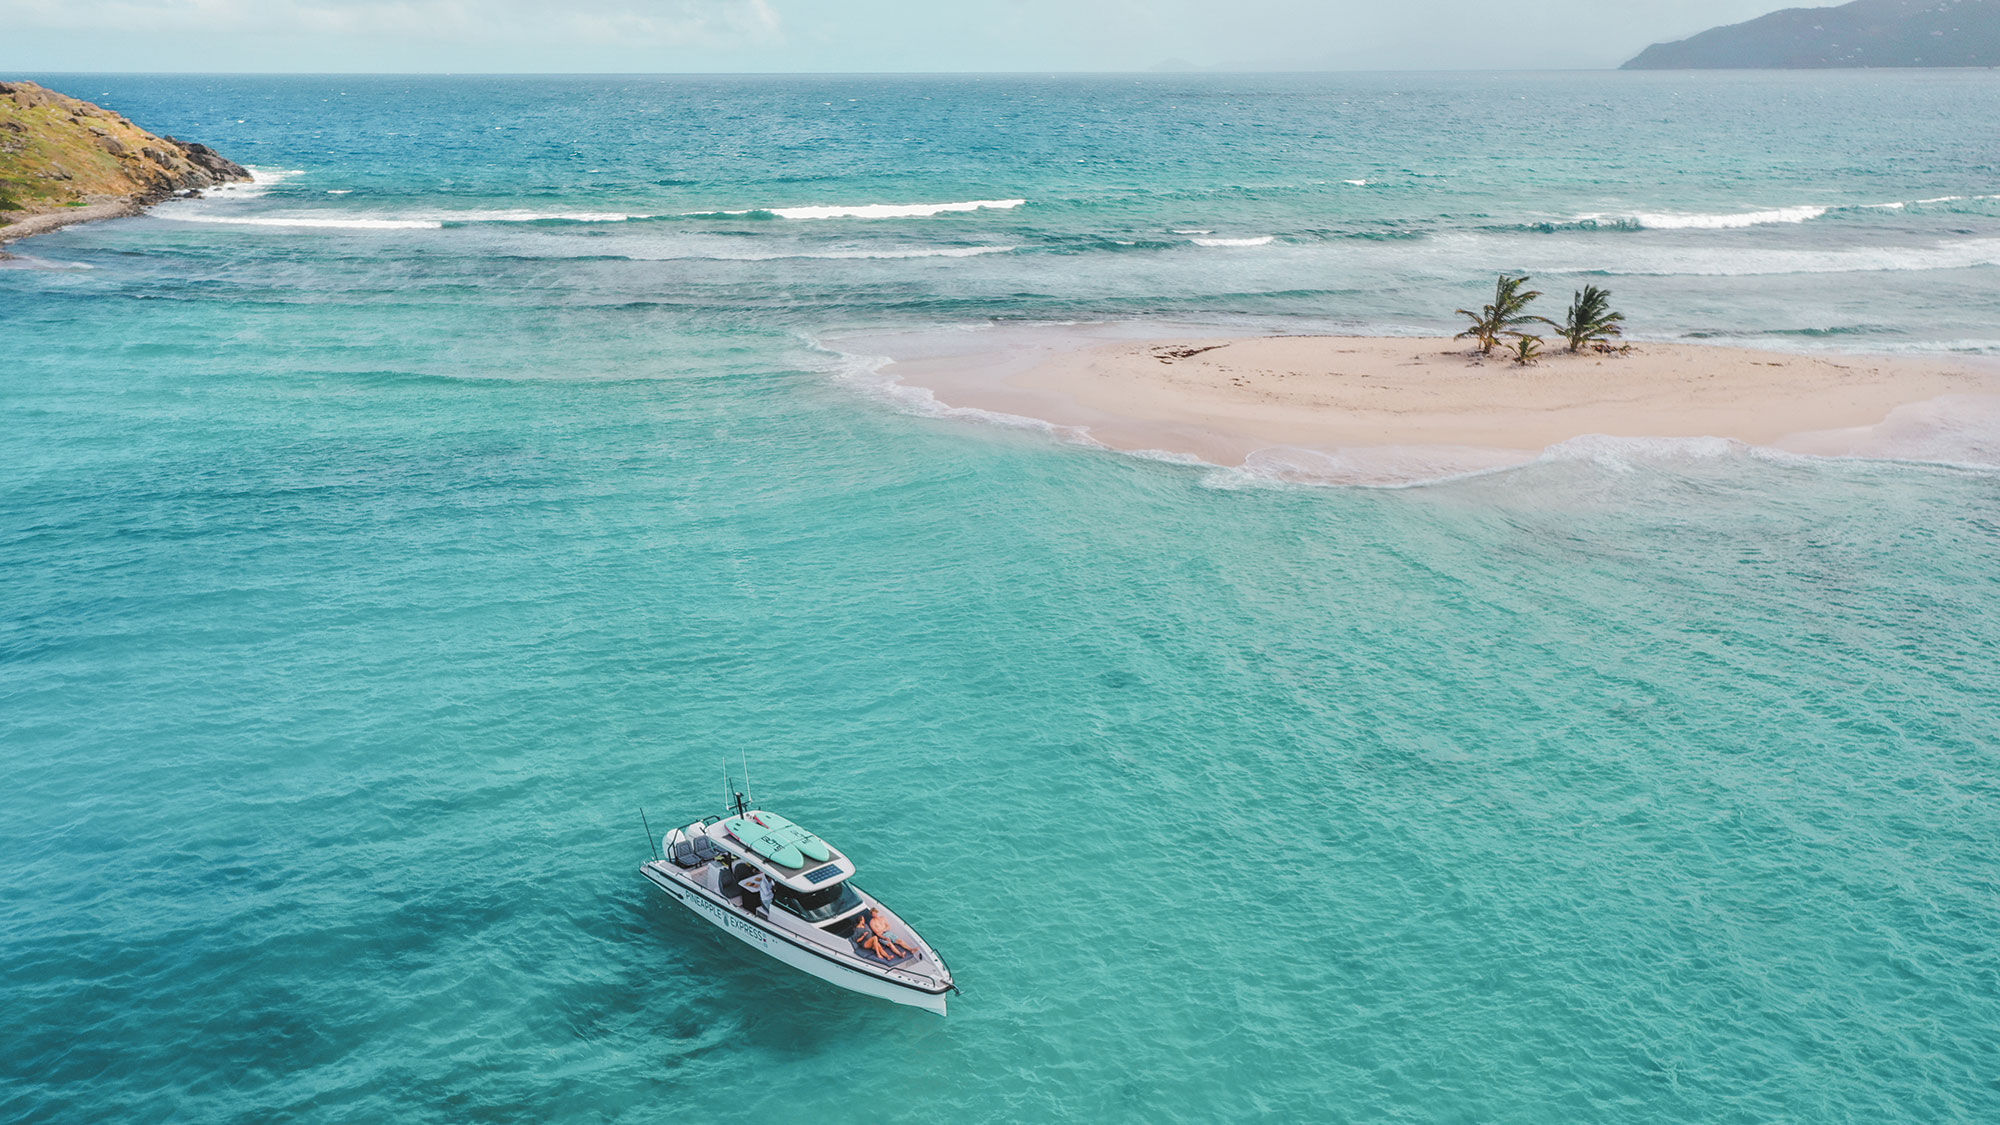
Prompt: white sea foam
<box><xmin>800</xmin><ymin>245</ymin><xmax>1016</xmax><ymax>259</ymax></box>
<box><xmin>0</xmin><ymin>254</ymin><xmax>96</xmax><ymax>271</ymax></box>
<box><xmin>151</xmin><ymin>196</ymin><xmax>1026</xmax><ymax>246</ymax></box>
<box><xmin>813</xmin><ymin>346</ymin><xmax>1099</xmax><ymax>446</ymax></box>
<box><xmin>1526</xmin><ymin>421</ymin><xmax>2000</xmax><ymax>480</ymax></box>
<box><xmin>1583</xmin><ymin>237</ymin><xmax>2000</xmax><ymax>277</ymax></box>
<box><xmin>156</xmin><ymin>213</ymin><xmax>444</xmax><ymax>230</ymax></box>
<box><xmin>727</xmin><ymin>199</ymin><xmax>1025</xmax><ymax>220</ymax></box>
<box><xmin>624</xmin><ymin>240</ymin><xmax>1024</xmax><ymax>260</ymax></box>
<box><xmin>154</xmin><ymin>208</ymin><xmax>647</xmax><ymax>230</ymax></box>
<box><xmin>1207</xmin><ymin>445</ymin><xmax>1533</xmax><ymax>489</ymax></box>
<box><xmin>1344</xmin><ymin>179</ymin><xmax>1369</xmax><ymax>186</ymax></box>
<box><xmin>1207</xmin><ymin>416</ymin><xmax>2000</xmax><ymax>491</ymax></box>
<box><xmin>1536</xmin><ymin>433</ymin><xmax>1750</xmax><ymax>471</ymax></box>
<box><xmin>208</xmin><ymin>167</ymin><xmax>306</xmax><ymax>200</ymax></box>
<box><xmin>1171</xmin><ymin>228</ymin><xmax>1213</xmax><ymax>235</ymax></box>
<box><xmin>1576</xmin><ymin>205</ymin><xmax>1830</xmax><ymax>230</ymax></box>
<box><xmin>425</xmin><ymin>209</ymin><xmax>643</xmax><ymax>223</ymax></box>
<box><xmin>1203</xmin><ymin>435</ymin><xmax>1831</xmax><ymax>490</ymax></box>
<box><xmin>1191</xmin><ymin>235</ymin><xmax>1275</xmax><ymax>247</ymax></box>
<box><xmin>1864</xmin><ymin>195</ymin><xmax>1965</xmax><ymax>211</ymax></box>
<box><xmin>1770</xmin><ymin>395</ymin><xmax>2000</xmax><ymax>470</ymax></box>
<box><xmin>1565</xmin><ymin>195</ymin><xmax>1996</xmax><ymax>230</ymax></box>
<box><xmin>670</xmin><ymin>245</ymin><xmax>1018</xmax><ymax>261</ymax></box>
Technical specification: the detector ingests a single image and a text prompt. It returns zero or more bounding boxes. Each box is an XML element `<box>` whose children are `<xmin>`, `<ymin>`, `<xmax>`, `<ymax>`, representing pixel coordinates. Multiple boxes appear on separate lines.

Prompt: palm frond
<box><xmin>1557</xmin><ymin>285</ymin><xmax>1626</xmax><ymax>352</ymax></box>
<box><xmin>1509</xmin><ymin>332</ymin><xmax>1544</xmax><ymax>366</ymax></box>
<box><xmin>1456</xmin><ymin>275</ymin><xmax>1545</xmax><ymax>356</ymax></box>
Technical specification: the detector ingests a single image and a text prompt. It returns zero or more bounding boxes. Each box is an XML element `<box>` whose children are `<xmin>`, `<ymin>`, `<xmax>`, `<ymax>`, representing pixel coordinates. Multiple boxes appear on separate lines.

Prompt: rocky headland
<box><xmin>1</xmin><ymin>80</ymin><xmax>249</xmax><ymax>245</ymax></box>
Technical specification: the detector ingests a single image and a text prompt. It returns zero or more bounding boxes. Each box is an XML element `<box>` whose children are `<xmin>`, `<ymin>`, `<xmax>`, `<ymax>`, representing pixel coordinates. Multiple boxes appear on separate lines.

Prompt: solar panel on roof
<box><xmin>804</xmin><ymin>863</ymin><xmax>845</xmax><ymax>884</ymax></box>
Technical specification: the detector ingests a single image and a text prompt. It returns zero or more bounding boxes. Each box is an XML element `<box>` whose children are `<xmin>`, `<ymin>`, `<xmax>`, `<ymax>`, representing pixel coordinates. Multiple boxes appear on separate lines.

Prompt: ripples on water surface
<box><xmin>3</xmin><ymin>73</ymin><xmax>1999</xmax><ymax>1122</ymax></box>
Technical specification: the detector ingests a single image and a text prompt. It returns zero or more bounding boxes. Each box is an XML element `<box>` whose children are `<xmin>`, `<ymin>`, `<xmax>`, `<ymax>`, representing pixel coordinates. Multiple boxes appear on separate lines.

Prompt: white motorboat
<box><xmin>642</xmin><ymin>796</ymin><xmax>958</xmax><ymax>1015</ymax></box>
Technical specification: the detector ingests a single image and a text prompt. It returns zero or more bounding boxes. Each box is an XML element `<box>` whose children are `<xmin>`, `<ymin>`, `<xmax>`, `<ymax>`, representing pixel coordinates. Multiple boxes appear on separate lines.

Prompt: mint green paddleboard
<box><xmin>724</xmin><ymin>811</ymin><xmax>832</xmax><ymax>868</ymax></box>
<box><xmin>749</xmin><ymin>812</ymin><xmax>833</xmax><ymax>864</ymax></box>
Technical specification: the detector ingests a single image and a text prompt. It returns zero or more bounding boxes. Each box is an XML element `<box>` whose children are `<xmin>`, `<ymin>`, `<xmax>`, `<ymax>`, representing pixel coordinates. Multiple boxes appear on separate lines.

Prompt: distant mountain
<box><xmin>1623</xmin><ymin>0</ymin><xmax>2000</xmax><ymax>68</ymax></box>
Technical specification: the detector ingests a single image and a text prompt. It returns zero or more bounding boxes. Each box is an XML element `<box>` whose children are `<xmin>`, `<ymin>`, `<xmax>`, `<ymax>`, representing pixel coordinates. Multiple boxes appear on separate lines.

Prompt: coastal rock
<box><xmin>172</xmin><ymin>139</ymin><xmax>249</xmax><ymax>181</ymax></box>
<box><xmin>1624</xmin><ymin>0</ymin><xmax>2000</xmax><ymax>68</ymax></box>
<box><xmin>0</xmin><ymin>79</ymin><xmax>251</xmax><ymax>236</ymax></box>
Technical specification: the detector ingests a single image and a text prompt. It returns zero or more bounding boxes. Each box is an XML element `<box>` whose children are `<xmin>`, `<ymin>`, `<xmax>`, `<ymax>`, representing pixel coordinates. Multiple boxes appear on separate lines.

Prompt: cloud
<box><xmin>0</xmin><ymin>0</ymin><xmax>781</xmax><ymax>46</ymax></box>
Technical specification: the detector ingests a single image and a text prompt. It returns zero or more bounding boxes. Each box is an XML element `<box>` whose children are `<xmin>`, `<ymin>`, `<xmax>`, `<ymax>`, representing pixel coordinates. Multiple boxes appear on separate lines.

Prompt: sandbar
<box><xmin>876</xmin><ymin>331</ymin><xmax>2000</xmax><ymax>481</ymax></box>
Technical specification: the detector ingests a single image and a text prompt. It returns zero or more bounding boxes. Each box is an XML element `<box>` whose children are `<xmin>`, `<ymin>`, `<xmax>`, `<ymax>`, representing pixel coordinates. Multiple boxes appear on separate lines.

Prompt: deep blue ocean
<box><xmin>4</xmin><ymin>72</ymin><xmax>2000</xmax><ymax>1122</ymax></box>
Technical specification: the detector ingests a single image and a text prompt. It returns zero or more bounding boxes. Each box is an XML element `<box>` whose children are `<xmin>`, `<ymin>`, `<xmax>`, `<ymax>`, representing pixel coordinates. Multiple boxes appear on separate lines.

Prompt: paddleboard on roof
<box><xmin>746</xmin><ymin>811</ymin><xmax>834</xmax><ymax>863</ymax></box>
<box><xmin>724</xmin><ymin>815</ymin><xmax>803</xmax><ymax>867</ymax></box>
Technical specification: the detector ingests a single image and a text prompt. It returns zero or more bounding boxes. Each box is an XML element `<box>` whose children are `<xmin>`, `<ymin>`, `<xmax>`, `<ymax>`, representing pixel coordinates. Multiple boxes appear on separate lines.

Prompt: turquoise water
<box><xmin>4</xmin><ymin>73</ymin><xmax>2000</xmax><ymax>1122</ymax></box>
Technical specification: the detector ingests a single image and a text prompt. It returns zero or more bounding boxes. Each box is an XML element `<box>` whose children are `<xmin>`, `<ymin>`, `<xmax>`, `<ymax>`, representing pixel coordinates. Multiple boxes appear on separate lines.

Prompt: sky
<box><xmin>2</xmin><ymin>0</ymin><xmax>1801</xmax><ymax>73</ymax></box>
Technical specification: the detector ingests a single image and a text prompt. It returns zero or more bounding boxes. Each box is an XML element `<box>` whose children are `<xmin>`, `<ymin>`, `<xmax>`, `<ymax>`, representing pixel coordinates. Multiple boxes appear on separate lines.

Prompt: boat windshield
<box><xmin>773</xmin><ymin>880</ymin><xmax>863</xmax><ymax>924</ymax></box>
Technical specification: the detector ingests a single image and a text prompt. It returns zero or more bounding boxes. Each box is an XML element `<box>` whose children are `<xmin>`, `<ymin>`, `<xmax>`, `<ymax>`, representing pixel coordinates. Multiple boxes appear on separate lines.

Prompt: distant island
<box><xmin>1624</xmin><ymin>0</ymin><xmax>2000</xmax><ymax>68</ymax></box>
<box><xmin>0</xmin><ymin>80</ymin><xmax>249</xmax><ymax>245</ymax></box>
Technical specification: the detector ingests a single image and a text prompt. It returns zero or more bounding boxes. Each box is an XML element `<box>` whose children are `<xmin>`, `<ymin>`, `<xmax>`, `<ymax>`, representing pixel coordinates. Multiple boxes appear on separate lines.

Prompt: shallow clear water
<box><xmin>4</xmin><ymin>73</ymin><xmax>2000</xmax><ymax>1122</ymax></box>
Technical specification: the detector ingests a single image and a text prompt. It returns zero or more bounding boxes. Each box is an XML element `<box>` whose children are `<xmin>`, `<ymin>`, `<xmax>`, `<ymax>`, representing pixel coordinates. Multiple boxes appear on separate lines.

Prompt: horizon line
<box><xmin>11</xmin><ymin>66</ymin><xmax>1992</xmax><ymax>78</ymax></box>
<box><xmin>20</xmin><ymin>67</ymin><xmax>1907</xmax><ymax>79</ymax></box>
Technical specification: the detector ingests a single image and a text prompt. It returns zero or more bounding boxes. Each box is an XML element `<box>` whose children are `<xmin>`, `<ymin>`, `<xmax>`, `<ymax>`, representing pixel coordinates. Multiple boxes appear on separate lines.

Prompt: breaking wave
<box><xmin>634</xmin><ymin>244</ymin><xmax>1019</xmax><ymax>261</ymax></box>
<box><xmin>428</xmin><ymin>209</ymin><xmax>646</xmax><ymax>223</ymax></box>
<box><xmin>712</xmin><ymin>199</ymin><xmax>1026</xmax><ymax>220</ymax></box>
<box><xmin>203</xmin><ymin>167</ymin><xmax>306</xmax><ymax>200</ymax></box>
<box><xmin>1578</xmin><ymin>238</ymin><xmax>2000</xmax><ymax>277</ymax></box>
<box><xmin>1548</xmin><ymin>194</ymin><xmax>1998</xmax><ymax>232</ymax></box>
<box><xmin>1569</xmin><ymin>205</ymin><xmax>1831</xmax><ymax>231</ymax></box>
<box><xmin>155</xmin><ymin>213</ymin><xmax>444</xmax><ymax>230</ymax></box>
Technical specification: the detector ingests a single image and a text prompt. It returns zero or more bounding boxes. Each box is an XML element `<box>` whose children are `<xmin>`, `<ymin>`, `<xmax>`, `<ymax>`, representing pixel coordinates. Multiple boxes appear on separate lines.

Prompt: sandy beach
<box><xmin>879</xmin><ymin>332</ymin><xmax>2000</xmax><ymax>479</ymax></box>
<box><xmin>0</xmin><ymin>200</ymin><xmax>143</xmax><ymax>251</ymax></box>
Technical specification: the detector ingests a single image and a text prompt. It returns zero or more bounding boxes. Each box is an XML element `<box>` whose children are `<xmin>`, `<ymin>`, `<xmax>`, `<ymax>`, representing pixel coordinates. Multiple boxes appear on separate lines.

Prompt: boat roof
<box><xmin>704</xmin><ymin>813</ymin><xmax>857</xmax><ymax>893</ymax></box>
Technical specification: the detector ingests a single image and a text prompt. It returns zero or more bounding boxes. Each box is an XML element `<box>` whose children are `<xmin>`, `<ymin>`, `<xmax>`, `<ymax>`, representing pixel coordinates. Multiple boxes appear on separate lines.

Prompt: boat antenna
<box><xmin>640</xmin><ymin>808</ymin><xmax>658</xmax><ymax>860</ymax></box>
<box><xmin>740</xmin><ymin>749</ymin><xmax>753</xmax><ymax>810</ymax></box>
<box><xmin>722</xmin><ymin>755</ymin><xmax>748</xmax><ymax>819</ymax></box>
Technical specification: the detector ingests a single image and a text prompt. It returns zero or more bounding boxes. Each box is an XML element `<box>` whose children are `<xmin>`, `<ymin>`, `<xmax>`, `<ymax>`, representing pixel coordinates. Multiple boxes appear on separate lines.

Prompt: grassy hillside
<box><xmin>0</xmin><ymin>81</ymin><xmax>247</xmax><ymax>223</ymax></box>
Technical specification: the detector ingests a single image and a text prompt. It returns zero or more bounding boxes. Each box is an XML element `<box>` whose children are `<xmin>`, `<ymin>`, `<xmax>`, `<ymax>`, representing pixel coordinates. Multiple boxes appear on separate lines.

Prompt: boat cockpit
<box><xmin>663</xmin><ymin>812</ymin><xmax>870</xmax><ymax>929</ymax></box>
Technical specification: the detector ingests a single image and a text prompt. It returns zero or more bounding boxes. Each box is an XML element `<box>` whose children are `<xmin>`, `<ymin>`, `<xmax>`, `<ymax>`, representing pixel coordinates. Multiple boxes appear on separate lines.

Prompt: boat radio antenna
<box><xmin>740</xmin><ymin>749</ymin><xmax>753</xmax><ymax>810</ymax></box>
<box><xmin>640</xmin><ymin>808</ymin><xmax>658</xmax><ymax>860</ymax></box>
<box><xmin>721</xmin><ymin>758</ymin><xmax>731</xmax><ymax>816</ymax></box>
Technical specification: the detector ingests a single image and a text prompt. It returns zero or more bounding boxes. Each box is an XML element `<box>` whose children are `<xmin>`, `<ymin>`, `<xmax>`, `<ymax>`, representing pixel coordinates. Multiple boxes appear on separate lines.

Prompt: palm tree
<box><xmin>1456</xmin><ymin>275</ymin><xmax>1546</xmax><ymax>356</ymax></box>
<box><xmin>1555</xmin><ymin>285</ymin><xmax>1625</xmax><ymax>353</ymax></box>
<box><xmin>1509</xmin><ymin>333</ymin><xmax>1544</xmax><ymax>367</ymax></box>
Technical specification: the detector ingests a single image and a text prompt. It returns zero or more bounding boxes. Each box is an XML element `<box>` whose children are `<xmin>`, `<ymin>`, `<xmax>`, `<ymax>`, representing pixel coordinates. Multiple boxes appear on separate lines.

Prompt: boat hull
<box><xmin>642</xmin><ymin>863</ymin><xmax>949</xmax><ymax>1015</ymax></box>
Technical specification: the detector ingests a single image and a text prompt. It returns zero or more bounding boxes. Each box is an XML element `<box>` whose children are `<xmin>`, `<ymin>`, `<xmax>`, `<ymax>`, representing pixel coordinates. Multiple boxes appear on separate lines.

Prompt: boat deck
<box><xmin>642</xmin><ymin>857</ymin><xmax>952</xmax><ymax>996</ymax></box>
